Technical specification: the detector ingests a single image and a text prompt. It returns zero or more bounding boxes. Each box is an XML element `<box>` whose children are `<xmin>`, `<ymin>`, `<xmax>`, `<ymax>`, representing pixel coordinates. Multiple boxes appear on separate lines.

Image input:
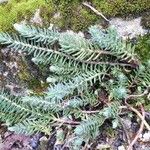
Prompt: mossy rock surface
<box><xmin>0</xmin><ymin>0</ymin><xmax>149</xmax><ymax>92</ymax></box>
<box><xmin>0</xmin><ymin>0</ymin><xmax>150</xmax><ymax>32</ymax></box>
<box><xmin>0</xmin><ymin>46</ymin><xmax>48</xmax><ymax>93</ymax></box>
<box><xmin>135</xmin><ymin>35</ymin><xmax>150</xmax><ymax>61</ymax></box>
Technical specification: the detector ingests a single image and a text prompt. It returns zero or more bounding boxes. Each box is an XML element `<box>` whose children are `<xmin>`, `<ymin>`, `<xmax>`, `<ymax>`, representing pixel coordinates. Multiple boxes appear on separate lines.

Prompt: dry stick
<box><xmin>126</xmin><ymin>103</ymin><xmax>150</xmax><ymax>131</ymax></box>
<box><xmin>125</xmin><ymin>87</ymin><xmax>150</xmax><ymax>131</ymax></box>
<box><xmin>82</xmin><ymin>2</ymin><xmax>110</xmax><ymax>22</ymax></box>
<box><xmin>126</xmin><ymin>87</ymin><xmax>150</xmax><ymax>100</ymax></box>
<box><xmin>81</xmin><ymin>88</ymin><xmax>149</xmax><ymax>114</ymax></box>
<box><xmin>54</xmin><ymin>118</ymin><xmax>80</xmax><ymax>125</ymax></box>
<box><xmin>54</xmin><ymin>88</ymin><xmax>150</xmax><ymax>126</ymax></box>
<box><xmin>82</xmin><ymin>110</ymin><xmax>100</xmax><ymax>114</ymax></box>
<box><xmin>82</xmin><ymin>106</ymin><xmax>128</xmax><ymax>114</ymax></box>
<box><xmin>127</xmin><ymin>105</ymin><xmax>145</xmax><ymax>150</ymax></box>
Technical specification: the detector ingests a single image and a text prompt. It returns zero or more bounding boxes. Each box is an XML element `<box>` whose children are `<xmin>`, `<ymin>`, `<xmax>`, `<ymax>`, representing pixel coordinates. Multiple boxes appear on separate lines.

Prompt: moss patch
<box><xmin>92</xmin><ymin>0</ymin><xmax>150</xmax><ymax>17</ymax></box>
<box><xmin>50</xmin><ymin>0</ymin><xmax>150</xmax><ymax>31</ymax></box>
<box><xmin>0</xmin><ymin>0</ymin><xmax>150</xmax><ymax>32</ymax></box>
<box><xmin>0</xmin><ymin>0</ymin><xmax>54</xmax><ymax>31</ymax></box>
<box><xmin>18</xmin><ymin>57</ymin><xmax>48</xmax><ymax>93</ymax></box>
<box><xmin>141</xmin><ymin>11</ymin><xmax>150</xmax><ymax>29</ymax></box>
<box><xmin>135</xmin><ymin>35</ymin><xmax>150</xmax><ymax>61</ymax></box>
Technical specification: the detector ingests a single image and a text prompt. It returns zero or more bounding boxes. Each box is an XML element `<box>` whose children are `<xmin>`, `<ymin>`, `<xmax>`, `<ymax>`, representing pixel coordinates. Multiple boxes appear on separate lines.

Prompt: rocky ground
<box><xmin>0</xmin><ymin>116</ymin><xmax>150</xmax><ymax>150</ymax></box>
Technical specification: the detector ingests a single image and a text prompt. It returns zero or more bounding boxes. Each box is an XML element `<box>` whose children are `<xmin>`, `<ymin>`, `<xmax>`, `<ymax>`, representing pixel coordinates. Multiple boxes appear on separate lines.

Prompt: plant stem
<box><xmin>82</xmin><ymin>2</ymin><xmax>110</xmax><ymax>22</ymax></box>
<box><xmin>127</xmin><ymin>105</ymin><xmax>145</xmax><ymax>150</ymax></box>
<box><xmin>54</xmin><ymin>118</ymin><xmax>80</xmax><ymax>125</ymax></box>
<box><xmin>125</xmin><ymin>102</ymin><xmax>150</xmax><ymax>131</ymax></box>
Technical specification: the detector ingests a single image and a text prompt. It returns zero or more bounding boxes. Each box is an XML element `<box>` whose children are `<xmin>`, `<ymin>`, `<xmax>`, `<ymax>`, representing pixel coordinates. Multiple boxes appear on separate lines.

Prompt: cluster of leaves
<box><xmin>0</xmin><ymin>24</ymin><xmax>150</xmax><ymax>149</ymax></box>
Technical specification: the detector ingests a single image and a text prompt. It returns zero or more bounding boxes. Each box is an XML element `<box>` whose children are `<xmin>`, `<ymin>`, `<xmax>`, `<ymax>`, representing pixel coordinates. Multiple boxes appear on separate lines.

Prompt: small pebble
<box><xmin>97</xmin><ymin>144</ymin><xmax>110</xmax><ymax>149</ymax></box>
<box><xmin>142</xmin><ymin>131</ymin><xmax>150</xmax><ymax>142</ymax></box>
<box><xmin>118</xmin><ymin>145</ymin><xmax>125</xmax><ymax>150</ymax></box>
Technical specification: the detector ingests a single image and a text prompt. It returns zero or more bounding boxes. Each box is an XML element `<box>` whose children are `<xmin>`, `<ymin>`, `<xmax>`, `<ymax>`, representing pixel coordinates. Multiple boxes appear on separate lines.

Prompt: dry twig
<box><xmin>127</xmin><ymin>105</ymin><xmax>145</xmax><ymax>150</ymax></box>
<box><xmin>54</xmin><ymin>118</ymin><xmax>80</xmax><ymax>125</ymax></box>
<box><xmin>126</xmin><ymin>87</ymin><xmax>150</xmax><ymax>100</ymax></box>
<box><xmin>125</xmin><ymin>87</ymin><xmax>150</xmax><ymax>131</ymax></box>
<box><xmin>82</xmin><ymin>2</ymin><xmax>109</xmax><ymax>22</ymax></box>
<box><xmin>125</xmin><ymin>103</ymin><xmax>150</xmax><ymax>131</ymax></box>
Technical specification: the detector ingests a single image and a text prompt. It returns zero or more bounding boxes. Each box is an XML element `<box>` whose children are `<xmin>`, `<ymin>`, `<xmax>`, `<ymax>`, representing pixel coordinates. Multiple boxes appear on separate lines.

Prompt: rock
<box><xmin>39</xmin><ymin>136</ymin><xmax>48</xmax><ymax>150</ymax></box>
<box><xmin>96</xmin><ymin>143</ymin><xmax>110</xmax><ymax>149</ymax></box>
<box><xmin>0</xmin><ymin>132</ymin><xmax>31</xmax><ymax>150</ymax></box>
<box><xmin>5</xmin><ymin>84</ymin><xmax>28</xmax><ymax>96</ymax></box>
<box><xmin>0</xmin><ymin>0</ymin><xmax>8</xmax><ymax>4</ymax></box>
<box><xmin>29</xmin><ymin>133</ymin><xmax>43</xmax><ymax>149</ymax></box>
<box><xmin>140</xmin><ymin>131</ymin><xmax>150</xmax><ymax>142</ymax></box>
<box><xmin>121</xmin><ymin>117</ymin><xmax>132</xmax><ymax>131</ymax></box>
<box><xmin>30</xmin><ymin>9</ymin><xmax>43</xmax><ymax>26</ymax></box>
<box><xmin>131</xmin><ymin>122</ymin><xmax>139</xmax><ymax>133</ymax></box>
<box><xmin>118</xmin><ymin>145</ymin><xmax>126</xmax><ymax>150</ymax></box>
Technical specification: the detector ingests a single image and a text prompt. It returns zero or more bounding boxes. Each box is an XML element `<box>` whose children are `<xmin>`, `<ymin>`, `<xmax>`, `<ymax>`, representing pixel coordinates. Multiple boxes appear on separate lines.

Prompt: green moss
<box><xmin>18</xmin><ymin>58</ymin><xmax>48</xmax><ymax>93</ymax></box>
<box><xmin>141</xmin><ymin>11</ymin><xmax>150</xmax><ymax>29</ymax></box>
<box><xmin>135</xmin><ymin>35</ymin><xmax>150</xmax><ymax>61</ymax></box>
<box><xmin>92</xmin><ymin>0</ymin><xmax>150</xmax><ymax>17</ymax></box>
<box><xmin>51</xmin><ymin>0</ymin><xmax>150</xmax><ymax>31</ymax></box>
<box><xmin>0</xmin><ymin>0</ymin><xmax>150</xmax><ymax>32</ymax></box>
<box><xmin>71</xmin><ymin>9</ymin><xmax>97</xmax><ymax>31</ymax></box>
<box><xmin>0</xmin><ymin>0</ymin><xmax>52</xmax><ymax>31</ymax></box>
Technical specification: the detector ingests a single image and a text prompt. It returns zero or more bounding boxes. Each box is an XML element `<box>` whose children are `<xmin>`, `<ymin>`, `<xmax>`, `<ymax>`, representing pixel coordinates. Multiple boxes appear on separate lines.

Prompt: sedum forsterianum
<box><xmin>0</xmin><ymin>24</ymin><xmax>149</xmax><ymax>150</ymax></box>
